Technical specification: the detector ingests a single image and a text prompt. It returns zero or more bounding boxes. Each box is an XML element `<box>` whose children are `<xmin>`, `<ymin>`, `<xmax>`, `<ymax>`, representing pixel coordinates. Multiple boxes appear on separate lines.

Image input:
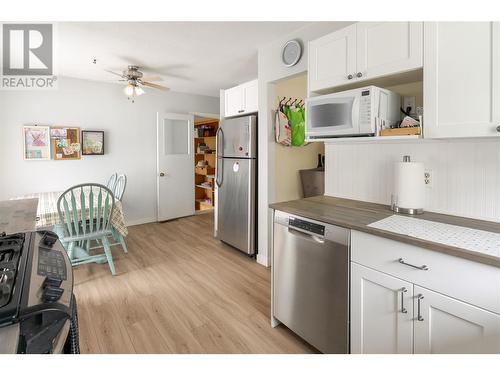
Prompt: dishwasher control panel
<box><xmin>289</xmin><ymin>217</ymin><xmax>325</xmax><ymax>236</ymax></box>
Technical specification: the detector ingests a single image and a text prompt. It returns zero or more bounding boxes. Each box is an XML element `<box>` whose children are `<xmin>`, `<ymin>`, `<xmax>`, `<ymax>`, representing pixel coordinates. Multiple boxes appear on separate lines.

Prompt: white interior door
<box><xmin>157</xmin><ymin>112</ymin><xmax>195</xmax><ymax>221</ymax></box>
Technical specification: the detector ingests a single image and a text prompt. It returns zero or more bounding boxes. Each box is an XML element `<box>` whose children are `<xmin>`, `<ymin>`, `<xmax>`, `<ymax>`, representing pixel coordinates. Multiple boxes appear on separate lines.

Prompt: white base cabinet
<box><xmin>350</xmin><ymin>230</ymin><xmax>500</xmax><ymax>354</ymax></box>
<box><xmin>351</xmin><ymin>263</ymin><xmax>413</xmax><ymax>354</ymax></box>
<box><xmin>414</xmin><ymin>286</ymin><xmax>500</xmax><ymax>354</ymax></box>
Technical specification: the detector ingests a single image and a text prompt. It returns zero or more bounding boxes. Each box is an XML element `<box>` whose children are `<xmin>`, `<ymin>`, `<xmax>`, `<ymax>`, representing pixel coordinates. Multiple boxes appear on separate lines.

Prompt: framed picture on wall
<box><xmin>22</xmin><ymin>125</ymin><xmax>51</xmax><ymax>160</ymax></box>
<box><xmin>82</xmin><ymin>130</ymin><xmax>104</xmax><ymax>155</ymax></box>
<box><xmin>50</xmin><ymin>126</ymin><xmax>81</xmax><ymax>160</ymax></box>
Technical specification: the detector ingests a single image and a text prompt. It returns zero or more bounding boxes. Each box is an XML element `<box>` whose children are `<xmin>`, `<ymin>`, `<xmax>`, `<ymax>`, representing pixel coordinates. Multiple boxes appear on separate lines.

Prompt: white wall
<box><xmin>257</xmin><ymin>22</ymin><xmax>354</xmax><ymax>266</ymax></box>
<box><xmin>0</xmin><ymin>76</ymin><xmax>219</xmax><ymax>225</ymax></box>
<box><xmin>325</xmin><ymin>138</ymin><xmax>500</xmax><ymax>222</ymax></box>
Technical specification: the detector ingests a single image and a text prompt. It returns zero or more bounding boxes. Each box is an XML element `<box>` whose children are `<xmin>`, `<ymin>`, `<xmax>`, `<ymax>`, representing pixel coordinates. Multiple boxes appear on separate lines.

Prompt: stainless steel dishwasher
<box><xmin>273</xmin><ymin>210</ymin><xmax>350</xmax><ymax>353</ymax></box>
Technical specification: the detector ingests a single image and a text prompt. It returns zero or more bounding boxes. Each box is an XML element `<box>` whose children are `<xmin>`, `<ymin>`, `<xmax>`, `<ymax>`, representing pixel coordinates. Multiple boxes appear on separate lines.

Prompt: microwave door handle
<box><xmin>351</xmin><ymin>96</ymin><xmax>360</xmax><ymax>133</ymax></box>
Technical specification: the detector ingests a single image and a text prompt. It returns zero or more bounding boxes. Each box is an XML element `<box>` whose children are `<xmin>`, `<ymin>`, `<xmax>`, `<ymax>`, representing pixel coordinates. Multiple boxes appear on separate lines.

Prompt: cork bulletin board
<box><xmin>50</xmin><ymin>127</ymin><xmax>81</xmax><ymax>160</ymax></box>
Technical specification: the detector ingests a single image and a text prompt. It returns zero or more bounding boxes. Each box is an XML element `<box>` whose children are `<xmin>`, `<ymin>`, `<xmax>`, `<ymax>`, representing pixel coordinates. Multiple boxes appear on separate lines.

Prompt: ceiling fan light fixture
<box><xmin>124</xmin><ymin>83</ymin><xmax>135</xmax><ymax>97</ymax></box>
<box><xmin>135</xmin><ymin>86</ymin><xmax>145</xmax><ymax>96</ymax></box>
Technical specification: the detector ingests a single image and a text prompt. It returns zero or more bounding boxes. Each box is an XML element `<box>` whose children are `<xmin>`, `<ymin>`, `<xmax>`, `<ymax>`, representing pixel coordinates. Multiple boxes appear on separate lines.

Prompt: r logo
<box><xmin>2</xmin><ymin>24</ymin><xmax>53</xmax><ymax>76</ymax></box>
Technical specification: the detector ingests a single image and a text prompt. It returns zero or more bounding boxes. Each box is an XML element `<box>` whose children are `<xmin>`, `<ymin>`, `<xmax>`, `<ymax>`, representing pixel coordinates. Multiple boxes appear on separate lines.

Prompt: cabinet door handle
<box><xmin>398</xmin><ymin>258</ymin><xmax>429</xmax><ymax>271</ymax></box>
<box><xmin>347</xmin><ymin>74</ymin><xmax>354</xmax><ymax>80</ymax></box>
<box><xmin>496</xmin><ymin>125</ymin><xmax>500</xmax><ymax>133</ymax></box>
<box><xmin>238</xmin><ymin>109</ymin><xmax>244</xmax><ymax>113</ymax></box>
<box><xmin>356</xmin><ymin>72</ymin><xmax>363</xmax><ymax>78</ymax></box>
<box><xmin>400</xmin><ymin>287</ymin><xmax>408</xmax><ymax>314</ymax></box>
<box><xmin>417</xmin><ymin>294</ymin><xmax>424</xmax><ymax>321</ymax></box>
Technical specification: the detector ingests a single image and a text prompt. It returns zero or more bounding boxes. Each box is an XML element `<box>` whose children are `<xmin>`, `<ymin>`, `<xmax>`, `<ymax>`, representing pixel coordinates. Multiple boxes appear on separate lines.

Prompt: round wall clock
<box><xmin>281</xmin><ymin>39</ymin><xmax>302</xmax><ymax>67</ymax></box>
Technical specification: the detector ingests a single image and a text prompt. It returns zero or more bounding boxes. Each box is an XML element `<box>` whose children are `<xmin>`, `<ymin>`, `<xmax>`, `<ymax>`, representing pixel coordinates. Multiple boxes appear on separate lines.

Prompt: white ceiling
<box><xmin>57</xmin><ymin>22</ymin><xmax>312</xmax><ymax>97</ymax></box>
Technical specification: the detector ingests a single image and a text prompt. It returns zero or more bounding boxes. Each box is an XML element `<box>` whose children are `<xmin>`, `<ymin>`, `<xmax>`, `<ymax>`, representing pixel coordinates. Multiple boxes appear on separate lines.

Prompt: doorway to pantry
<box><xmin>194</xmin><ymin>114</ymin><xmax>219</xmax><ymax>213</ymax></box>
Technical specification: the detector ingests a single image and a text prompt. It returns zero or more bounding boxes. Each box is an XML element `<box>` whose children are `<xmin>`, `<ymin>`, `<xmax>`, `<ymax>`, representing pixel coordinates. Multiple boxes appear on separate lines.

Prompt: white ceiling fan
<box><xmin>105</xmin><ymin>65</ymin><xmax>170</xmax><ymax>101</ymax></box>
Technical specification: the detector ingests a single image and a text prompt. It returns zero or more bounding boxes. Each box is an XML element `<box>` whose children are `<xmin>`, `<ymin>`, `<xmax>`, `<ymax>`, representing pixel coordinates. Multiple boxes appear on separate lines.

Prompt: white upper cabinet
<box><xmin>308</xmin><ymin>22</ymin><xmax>423</xmax><ymax>92</ymax></box>
<box><xmin>224</xmin><ymin>86</ymin><xmax>244</xmax><ymax>117</ymax></box>
<box><xmin>242</xmin><ymin>79</ymin><xmax>258</xmax><ymax>114</ymax></box>
<box><xmin>351</xmin><ymin>263</ymin><xmax>414</xmax><ymax>354</ymax></box>
<box><xmin>224</xmin><ymin>79</ymin><xmax>258</xmax><ymax>118</ymax></box>
<box><xmin>424</xmin><ymin>22</ymin><xmax>500</xmax><ymax>138</ymax></box>
<box><xmin>309</xmin><ymin>24</ymin><xmax>357</xmax><ymax>92</ymax></box>
<box><xmin>356</xmin><ymin>22</ymin><xmax>423</xmax><ymax>80</ymax></box>
<box><xmin>414</xmin><ymin>286</ymin><xmax>500</xmax><ymax>354</ymax></box>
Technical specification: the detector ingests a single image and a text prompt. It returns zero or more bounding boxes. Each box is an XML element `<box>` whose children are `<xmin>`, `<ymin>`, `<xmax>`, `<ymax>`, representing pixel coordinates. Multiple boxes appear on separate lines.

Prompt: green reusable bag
<box><xmin>285</xmin><ymin>105</ymin><xmax>305</xmax><ymax>147</ymax></box>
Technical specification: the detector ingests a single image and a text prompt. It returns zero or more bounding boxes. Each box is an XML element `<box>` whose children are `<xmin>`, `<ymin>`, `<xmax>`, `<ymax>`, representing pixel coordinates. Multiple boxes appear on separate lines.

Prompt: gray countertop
<box><xmin>0</xmin><ymin>198</ymin><xmax>39</xmax><ymax>235</ymax></box>
<box><xmin>270</xmin><ymin>196</ymin><xmax>500</xmax><ymax>268</ymax></box>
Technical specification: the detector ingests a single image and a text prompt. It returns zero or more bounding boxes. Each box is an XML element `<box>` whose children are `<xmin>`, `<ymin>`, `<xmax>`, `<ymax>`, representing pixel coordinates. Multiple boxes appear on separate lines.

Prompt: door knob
<box><xmin>356</xmin><ymin>72</ymin><xmax>363</xmax><ymax>78</ymax></box>
<box><xmin>159</xmin><ymin>172</ymin><xmax>165</xmax><ymax>177</ymax></box>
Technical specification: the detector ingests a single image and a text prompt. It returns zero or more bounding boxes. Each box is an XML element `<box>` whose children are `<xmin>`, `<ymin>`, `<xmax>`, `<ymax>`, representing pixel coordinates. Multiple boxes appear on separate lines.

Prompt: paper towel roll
<box><xmin>394</xmin><ymin>161</ymin><xmax>425</xmax><ymax>210</ymax></box>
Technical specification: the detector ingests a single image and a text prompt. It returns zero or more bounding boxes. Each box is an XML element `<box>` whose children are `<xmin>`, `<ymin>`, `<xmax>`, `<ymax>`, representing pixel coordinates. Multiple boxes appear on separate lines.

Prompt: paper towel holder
<box><xmin>391</xmin><ymin>155</ymin><xmax>424</xmax><ymax>215</ymax></box>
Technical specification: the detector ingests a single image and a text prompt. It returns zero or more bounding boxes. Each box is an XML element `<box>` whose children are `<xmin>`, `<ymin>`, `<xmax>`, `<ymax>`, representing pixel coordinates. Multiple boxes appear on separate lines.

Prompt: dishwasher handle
<box><xmin>288</xmin><ymin>228</ymin><xmax>325</xmax><ymax>244</ymax></box>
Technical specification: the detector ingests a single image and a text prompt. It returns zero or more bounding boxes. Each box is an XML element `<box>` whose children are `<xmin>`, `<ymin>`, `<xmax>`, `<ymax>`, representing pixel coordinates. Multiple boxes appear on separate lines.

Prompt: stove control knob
<box><xmin>42</xmin><ymin>286</ymin><xmax>64</xmax><ymax>303</ymax></box>
<box><xmin>43</xmin><ymin>276</ymin><xmax>62</xmax><ymax>288</ymax></box>
<box><xmin>42</xmin><ymin>276</ymin><xmax>64</xmax><ymax>303</ymax></box>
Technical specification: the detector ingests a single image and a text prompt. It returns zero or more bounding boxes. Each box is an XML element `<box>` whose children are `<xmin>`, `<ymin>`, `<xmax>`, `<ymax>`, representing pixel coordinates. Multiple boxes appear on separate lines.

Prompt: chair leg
<box><xmin>118</xmin><ymin>233</ymin><xmax>128</xmax><ymax>253</ymax></box>
<box><xmin>66</xmin><ymin>242</ymin><xmax>75</xmax><ymax>260</ymax></box>
<box><xmin>101</xmin><ymin>236</ymin><xmax>116</xmax><ymax>276</ymax></box>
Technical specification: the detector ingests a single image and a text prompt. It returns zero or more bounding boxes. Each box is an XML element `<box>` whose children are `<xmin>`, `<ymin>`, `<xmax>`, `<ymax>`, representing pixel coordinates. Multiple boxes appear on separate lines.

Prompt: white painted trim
<box><xmin>190</xmin><ymin>111</ymin><xmax>220</xmax><ymax>120</ymax></box>
<box><xmin>257</xmin><ymin>253</ymin><xmax>270</xmax><ymax>267</ymax></box>
<box><xmin>125</xmin><ymin>216</ymin><xmax>157</xmax><ymax>227</ymax></box>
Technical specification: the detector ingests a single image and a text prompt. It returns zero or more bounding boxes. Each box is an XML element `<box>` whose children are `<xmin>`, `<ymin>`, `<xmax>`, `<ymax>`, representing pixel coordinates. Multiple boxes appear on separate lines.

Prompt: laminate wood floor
<box><xmin>73</xmin><ymin>212</ymin><xmax>316</xmax><ymax>354</ymax></box>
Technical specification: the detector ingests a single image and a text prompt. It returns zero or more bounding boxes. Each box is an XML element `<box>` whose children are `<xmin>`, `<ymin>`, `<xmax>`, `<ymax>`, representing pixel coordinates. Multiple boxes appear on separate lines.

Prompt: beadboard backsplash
<box><xmin>324</xmin><ymin>138</ymin><xmax>500</xmax><ymax>223</ymax></box>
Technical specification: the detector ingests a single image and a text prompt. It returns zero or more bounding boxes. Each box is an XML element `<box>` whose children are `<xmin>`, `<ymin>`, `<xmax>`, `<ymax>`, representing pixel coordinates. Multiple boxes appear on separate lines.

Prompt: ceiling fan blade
<box><xmin>141</xmin><ymin>75</ymin><xmax>162</xmax><ymax>82</ymax></box>
<box><xmin>141</xmin><ymin>81</ymin><xmax>170</xmax><ymax>91</ymax></box>
<box><xmin>105</xmin><ymin>69</ymin><xmax>126</xmax><ymax>78</ymax></box>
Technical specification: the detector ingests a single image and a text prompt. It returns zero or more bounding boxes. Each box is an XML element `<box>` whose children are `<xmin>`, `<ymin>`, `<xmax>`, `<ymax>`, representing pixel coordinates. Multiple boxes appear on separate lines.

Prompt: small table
<box><xmin>11</xmin><ymin>191</ymin><xmax>128</xmax><ymax>237</ymax></box>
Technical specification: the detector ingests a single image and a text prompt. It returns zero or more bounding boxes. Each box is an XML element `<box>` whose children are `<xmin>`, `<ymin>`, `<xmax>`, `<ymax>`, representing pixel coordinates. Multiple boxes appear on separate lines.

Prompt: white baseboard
<box><xmin>256</xmin><ymin>253</ymin><xmax>270</xmax><ymax>268</ymax></box>
<box><xmin>125</xmin><ymin>216</ymin><xmax>157</xmax><ymax>227</ymax></box>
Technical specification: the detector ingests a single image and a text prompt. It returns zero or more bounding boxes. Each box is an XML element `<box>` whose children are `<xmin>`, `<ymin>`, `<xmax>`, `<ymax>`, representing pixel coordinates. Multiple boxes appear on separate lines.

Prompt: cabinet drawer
<box><xmin>351</xmin><ymin>230</ymin><xmax>500</xmax><ymax>314</ymax></box>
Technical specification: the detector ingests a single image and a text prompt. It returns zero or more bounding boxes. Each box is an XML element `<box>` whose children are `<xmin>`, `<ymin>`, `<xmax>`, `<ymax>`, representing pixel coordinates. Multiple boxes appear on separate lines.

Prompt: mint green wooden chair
<box><xmin>106</xmin><ymin>173</ymin><xmax>118</xmax><ymax>192</ymax></box>
<box><xmin>56</xmin><ymin>183</ymin><xmax>117</xmax><ymax>275</ymax></box>
<box><xmin>111</xmin><ymin>174</ymin><xmax>128</xmax><ymax>253</ymax></box>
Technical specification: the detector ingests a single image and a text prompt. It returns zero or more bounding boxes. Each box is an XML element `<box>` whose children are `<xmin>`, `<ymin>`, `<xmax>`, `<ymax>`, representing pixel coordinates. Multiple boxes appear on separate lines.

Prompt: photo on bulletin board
<box><xmin>23</xmin><ymin>125</ymin><xmax>51</xmax><ymax>160</ymax></box>
<box><xmin>81</xmin><ymin>130</ymin><xmax>104</xmax><ymax>155</ymax></box>
<box><xmin>50</xmin><ymin>126</ymin><xmax>81</xmax><ymax>160</ymax></box>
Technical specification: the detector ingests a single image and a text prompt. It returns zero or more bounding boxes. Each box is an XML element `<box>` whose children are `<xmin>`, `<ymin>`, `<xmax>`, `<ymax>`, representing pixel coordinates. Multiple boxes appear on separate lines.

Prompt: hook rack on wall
<box><xmin>278</xmin><ymin>97</ymin><xmax>304</xmax><ymax>110</ymax></box>
<box><xmin>275</xmin><ymin>96</ymin><xmax>306</xmax><ymax>147</ymax></box>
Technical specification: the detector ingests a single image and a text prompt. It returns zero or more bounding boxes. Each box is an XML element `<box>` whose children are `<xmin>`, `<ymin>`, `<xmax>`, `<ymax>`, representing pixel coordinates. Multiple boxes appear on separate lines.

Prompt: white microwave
<box><xmin>305</xmin><ymin>86</ymin><xmax>401</xmax><ymax>139</ymax></box>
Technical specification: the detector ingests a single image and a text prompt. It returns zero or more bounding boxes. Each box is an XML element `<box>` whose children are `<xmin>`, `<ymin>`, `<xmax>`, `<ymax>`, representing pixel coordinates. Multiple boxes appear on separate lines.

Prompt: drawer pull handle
<box><xmin>398</xmin><ymin>258</ymin><xmax>429</xmax><ymax>271</ymax></box>
<box><xmin>400</xmin><ymin>287</ymin><xmax>408</xmax><ymax>314</ymax></box>
<box><xmin>417</xmin><ymin>294</ymin><xmax>424</xmax><ymax>321</ymax></box>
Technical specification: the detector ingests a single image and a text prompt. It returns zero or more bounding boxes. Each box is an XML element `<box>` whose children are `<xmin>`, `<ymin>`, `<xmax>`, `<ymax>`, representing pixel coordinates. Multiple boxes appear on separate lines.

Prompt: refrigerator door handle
<box><xmin>216</xmin><ymin>127</ymin><xmax>224</xmax><ymax>187</ymax></box>
<box><xmin>216</xmin><ymin>157</ymin><xmax>224</xmax><ymax>187</ymax></box>
<box><xmin>216</xmin><ymin>127</ymin><xmax>224</xmax><ymax>158</ymax></box>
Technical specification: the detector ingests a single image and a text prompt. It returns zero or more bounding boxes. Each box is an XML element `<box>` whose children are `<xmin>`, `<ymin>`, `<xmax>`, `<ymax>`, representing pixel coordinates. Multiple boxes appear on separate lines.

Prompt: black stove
<box><xmin>0</xmin><ymin>231</ymin><xmax>79</xmax><ymax>354</ymax></box>
<box><xmin>0</xmin><ymin>234</ymin><xmax>27</xmax><ymax>324</ymax></box>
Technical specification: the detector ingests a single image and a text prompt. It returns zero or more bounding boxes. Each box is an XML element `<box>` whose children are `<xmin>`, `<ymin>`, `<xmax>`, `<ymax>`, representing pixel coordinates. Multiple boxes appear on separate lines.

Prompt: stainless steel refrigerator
<box><xmin>216</xmin><ymin>115</ymin><xmax>257</xmax><ymax>255</ymax></box>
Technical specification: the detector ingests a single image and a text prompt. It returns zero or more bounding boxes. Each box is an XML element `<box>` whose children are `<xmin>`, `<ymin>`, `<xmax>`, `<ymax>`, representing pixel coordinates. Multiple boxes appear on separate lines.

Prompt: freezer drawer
<box><xmin>217</xmin><ymin>158</ymin><xmax>256</xmax><ymax>254</ymax></box>
<box><xmin>273</xmin><ymin>211</ymin><xmax>350</xmax><ymax>353</ymax></box>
